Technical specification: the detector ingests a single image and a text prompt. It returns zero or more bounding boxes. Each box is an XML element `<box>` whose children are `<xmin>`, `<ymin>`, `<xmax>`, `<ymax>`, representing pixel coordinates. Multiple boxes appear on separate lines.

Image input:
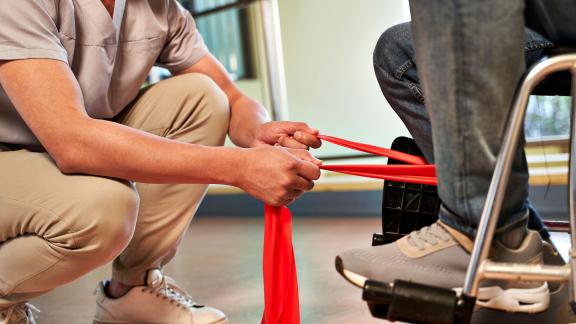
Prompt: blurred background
<box><xmin>168</xmin><ymin>0</ymin><xmax>570</xmax><ymax>222</ymax></box>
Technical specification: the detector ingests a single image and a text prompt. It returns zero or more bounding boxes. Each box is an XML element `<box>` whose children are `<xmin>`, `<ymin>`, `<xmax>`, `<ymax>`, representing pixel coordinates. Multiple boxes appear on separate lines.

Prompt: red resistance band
<box><xmin>317</xmin><ymin>135</ymin><xmax>436</xmax><ymax>185</ymax></box>
<box><xmin>262</xmin><ymin>135</ymin><xmax>437</xmax><ymax>324</ymax></box>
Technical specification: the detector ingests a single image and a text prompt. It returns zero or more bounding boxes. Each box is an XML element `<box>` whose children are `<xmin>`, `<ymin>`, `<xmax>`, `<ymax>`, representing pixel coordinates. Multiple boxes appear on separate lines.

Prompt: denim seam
<box><xmin>524</xmin><ymin>41</ymin><xmax>554</xmax><ymax>51</ymax></box>
<box><xmin>395</xmin><ymin>60</ymin><xmax>413</xmax><ymax>80</ymax></box>
<box><xmin>408</xmin><ymin>82</ymin><xmax>425</xmax><ymax>103</ymax></box>
<box><xmin>455</xmin><ymin>1</ymin><xmax>474</xmax><ymax>223</ymax></box>
<box><xmin>388</xmin><ymin>59</ymin><xmax>426</xmax><ymax>104</ymax></box>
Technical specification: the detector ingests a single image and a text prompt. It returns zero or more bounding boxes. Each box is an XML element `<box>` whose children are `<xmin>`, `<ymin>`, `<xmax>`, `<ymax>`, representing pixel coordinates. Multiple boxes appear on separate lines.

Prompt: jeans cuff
<box><xmin>437</xmin><ymin>204</ymin><xmax>529</xmax><ymax>239</ymax></box>
<box><xmin>438</xmin><ymin>205</ymin><xmax>476</xmax><ymax>238</ymax></box>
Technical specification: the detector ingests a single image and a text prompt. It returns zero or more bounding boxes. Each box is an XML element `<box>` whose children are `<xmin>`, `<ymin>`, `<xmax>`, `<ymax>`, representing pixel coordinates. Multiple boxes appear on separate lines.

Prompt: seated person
<box><xmin>0</xmin><ymin>1</ymin><xmax>321</xmax><ymax>323</ymax></box>
<box><xmin>373</xmin><ymin>23</ymin><xmax>555</xmax><ymax>245</ymax></box>
<box><xmin>336</xmin><ymin>0</ymin><xmax>565</xmax><ymax>316</ymax></box>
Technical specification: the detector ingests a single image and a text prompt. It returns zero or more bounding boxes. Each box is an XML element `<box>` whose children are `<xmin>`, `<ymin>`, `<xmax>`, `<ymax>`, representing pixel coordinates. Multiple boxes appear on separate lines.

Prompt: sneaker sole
<box><xmin>335</xmin><ymin>256</ymin><xmax>551</xmax><ymax>313</ymax></box>
<box><xmin>94</xmin><ymin>318</ymin><xmax>229</xmax><ymax>324</ymax></box>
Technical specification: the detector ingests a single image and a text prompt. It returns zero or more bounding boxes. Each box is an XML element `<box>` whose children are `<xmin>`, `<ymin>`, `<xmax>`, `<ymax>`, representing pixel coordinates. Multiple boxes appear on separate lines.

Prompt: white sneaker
<box><xmin>0</xmin><ymin>303</ymin><xmax>38</xmax><ymax>324</ymax></box>
<box><xmin>94</xmin><ymin>269</ymin><xmax>228</xmax><ymax>324</ymax></box>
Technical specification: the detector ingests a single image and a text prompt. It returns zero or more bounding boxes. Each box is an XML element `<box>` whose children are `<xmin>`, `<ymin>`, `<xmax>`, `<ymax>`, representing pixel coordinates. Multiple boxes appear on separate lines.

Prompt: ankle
<box><xmin>106</xmin><ymin>280</ymin><xmax>134</xmax><ymax>299</ymax></box>
<box><xmin>498</xmin><ymin>224</ymin><xmax>528</xmax><ymax>249</ymax></box>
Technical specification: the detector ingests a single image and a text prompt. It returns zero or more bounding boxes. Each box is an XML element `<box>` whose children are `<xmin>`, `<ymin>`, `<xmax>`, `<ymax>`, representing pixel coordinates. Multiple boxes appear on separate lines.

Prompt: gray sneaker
<box><xmin>335</xmin><ymin>221</ymin><xmax>550</xmax><ymax>313</ymax></box>
<box><xmin>0</xmin><ymin>303</ymin><xmax>38</xmax><ymax>324</ymax></box>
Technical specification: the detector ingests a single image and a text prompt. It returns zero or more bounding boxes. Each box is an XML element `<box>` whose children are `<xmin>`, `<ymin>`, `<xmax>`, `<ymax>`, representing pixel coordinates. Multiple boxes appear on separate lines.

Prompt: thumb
<box><xmin>288</xmin><ymin>148</ymin><xmax>323</xmax><ymax>166</ymax></box>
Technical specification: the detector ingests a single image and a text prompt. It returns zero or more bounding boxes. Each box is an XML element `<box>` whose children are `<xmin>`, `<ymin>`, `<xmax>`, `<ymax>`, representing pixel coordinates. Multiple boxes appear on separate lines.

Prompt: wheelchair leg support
<box><xmin>363</xmin><ymin>54</ymin><xmax>576</xmax><ymax>323</ymax></box>
<box><xmin>463</xmin><ymin>54</ymin><xmax>576</xmax><ymax>301</ymax></box>
<box><xmin>363</xmin><ymin>280</ymin><xmax>476</xmax><ymax>324</ymax></box>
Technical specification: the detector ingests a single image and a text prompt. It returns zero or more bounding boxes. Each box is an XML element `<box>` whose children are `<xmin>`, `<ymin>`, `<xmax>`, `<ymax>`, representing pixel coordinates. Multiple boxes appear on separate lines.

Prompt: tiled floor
<box><xmin>32</xmin><ymin>216</ymin><xmax>574</xmax><ymax>324</ymax></box>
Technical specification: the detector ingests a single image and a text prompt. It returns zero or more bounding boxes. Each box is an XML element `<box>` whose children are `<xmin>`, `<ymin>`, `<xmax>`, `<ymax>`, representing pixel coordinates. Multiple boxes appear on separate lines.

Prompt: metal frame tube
<box><xmin>569</xmin><ymin>66</ymin><xmax>576</xmax><ymax>306</ymax></box>
<box><xmin>463</xmin><ymin>54</ymin><xmax>576</xmax><ymax>297</ymax></box>
<box><xmin>260</xmin><ymin>0</ymin><xmax>289</xmax><ymax>121</ymax></box>
<box><xmin>482</xmin><ymin>262</ymin><xmax>571</xmax><ymax>282</ymax></box>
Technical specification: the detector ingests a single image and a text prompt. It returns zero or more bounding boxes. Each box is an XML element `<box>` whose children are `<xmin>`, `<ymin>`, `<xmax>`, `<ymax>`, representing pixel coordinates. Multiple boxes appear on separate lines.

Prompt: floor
<box><xmin>34</xmin><ymin>216</ymin><xmax>385</xmax><ymax>324</ymax></box>
<box><xmin>33</xmin><ymin>216</ymin><xmax>573</xmax><ymax>324</ymax></box>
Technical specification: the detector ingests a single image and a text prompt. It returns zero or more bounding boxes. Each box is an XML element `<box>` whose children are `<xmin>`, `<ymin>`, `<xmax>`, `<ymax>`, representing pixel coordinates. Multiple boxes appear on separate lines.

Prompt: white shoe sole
<box><xmin>339</xmin><ymin>266</ymin><xmax>550</xmax><ymax>314</ymax></box>
<box><xmin>470</xmin><ymin>283</ymin><xmax>550</xmax><ymax>313</ymax></box>
<box><xmin>94</xmin><ymin>318</ymin><xmax>229</xmax><ymax>324</ymax></box>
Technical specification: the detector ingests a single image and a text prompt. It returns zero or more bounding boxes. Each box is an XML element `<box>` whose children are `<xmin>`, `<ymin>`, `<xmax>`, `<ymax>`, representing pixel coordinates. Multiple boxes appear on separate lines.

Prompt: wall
<box><xmin>278</xmin><ymin>0</ymin><xmax>410</xmax><ymax>157</ymax></box>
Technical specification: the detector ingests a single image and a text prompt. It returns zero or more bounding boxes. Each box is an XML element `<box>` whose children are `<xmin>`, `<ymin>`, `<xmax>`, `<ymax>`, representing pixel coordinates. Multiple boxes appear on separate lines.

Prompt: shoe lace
<box><xmin>145</xmin><ymin>275</ymin><xmax>202</xmax><ymax>309</ymax></box>
<box><xmin>406</xmin><ymin>223</ymin><xmax>452</xmax><ymax>251</ymax></box>
<box><xmin>0</xmin><ymin>303</ymin><xmax>39</xmax><ymax>324</ymax></box>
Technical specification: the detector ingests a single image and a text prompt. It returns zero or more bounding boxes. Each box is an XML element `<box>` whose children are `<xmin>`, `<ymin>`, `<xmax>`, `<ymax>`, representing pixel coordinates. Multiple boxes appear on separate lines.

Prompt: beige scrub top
<box><xmin>0</xmin><ymin>0</ymin><xmax>208</xmax><ymax>148</ymax></box>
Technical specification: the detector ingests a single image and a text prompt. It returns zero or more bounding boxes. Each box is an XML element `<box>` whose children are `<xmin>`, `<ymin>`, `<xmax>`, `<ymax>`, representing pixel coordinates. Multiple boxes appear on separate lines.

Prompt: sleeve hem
<box><xmin>163</xmin><ymin>48</ymin><xmax>209</xmax><ymax>74</ymax></box>
<box><xmin>0</xmin><ymin>48</ymin><xmax>68</xmax><ymax>63</ymax></box>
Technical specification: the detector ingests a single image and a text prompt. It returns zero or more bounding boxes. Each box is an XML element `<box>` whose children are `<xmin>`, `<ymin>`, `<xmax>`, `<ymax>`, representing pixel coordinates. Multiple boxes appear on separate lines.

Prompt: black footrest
<box><xmin>380</xmin><ymin>137</ymin><xmax>440</xmax><ymax>244</ymax></box>
<box><xmin>372</xmin><ymin>232</ymin><xmax>401</xmax><ymax>246</ymax></box>
<box><xmin>363</xmin><ymin>280</ymin><xmax>475</xmax><ymax>324</ymax></box>
<box><xmin>372</xmin><ymin>233</ymin><xmax>386</xmax><ymax>246</ymax></box>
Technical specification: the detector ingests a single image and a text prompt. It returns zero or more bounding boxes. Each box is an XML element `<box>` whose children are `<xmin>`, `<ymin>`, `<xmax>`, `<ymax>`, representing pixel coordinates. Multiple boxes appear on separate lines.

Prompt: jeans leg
<box><xmin>373</xmin><ymin>22</ymin><xmax>434</xmax><ymax>163</ymax></box>
<box><xmin>374</xmin><ymin>22</ymin><xmax>553</xmax><ymax>237</ymax></box>
<box><xmin>408</xmin><ymin>0</ymin><xmax>528</xmax><ymax>237</ymax></box>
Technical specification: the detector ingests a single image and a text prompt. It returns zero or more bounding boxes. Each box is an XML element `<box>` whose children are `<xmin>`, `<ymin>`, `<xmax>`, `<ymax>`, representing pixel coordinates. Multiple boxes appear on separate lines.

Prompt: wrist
<box><xmin>217</xmin><ymin>146</ymin><xmax>248</xmax><ymax>187</ymax></box>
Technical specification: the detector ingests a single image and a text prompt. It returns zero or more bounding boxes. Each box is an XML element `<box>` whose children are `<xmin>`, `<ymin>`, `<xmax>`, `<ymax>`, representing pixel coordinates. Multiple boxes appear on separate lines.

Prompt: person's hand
<box><xmin>235</xmin><ymin>146</ymin><xmax>322</xmax><ymax>206</ymax></box>
<box><xmin>253</xmin><ymin>121</ymin><xmax>322</xmax><ymax>150</ymax></box>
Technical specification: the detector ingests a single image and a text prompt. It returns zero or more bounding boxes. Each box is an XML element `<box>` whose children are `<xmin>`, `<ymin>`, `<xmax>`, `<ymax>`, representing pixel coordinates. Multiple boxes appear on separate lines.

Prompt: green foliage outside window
<box><xmin>525</xmin><ymin>96</ymin><xmax>570</xmax><ymax>139</ymax></box>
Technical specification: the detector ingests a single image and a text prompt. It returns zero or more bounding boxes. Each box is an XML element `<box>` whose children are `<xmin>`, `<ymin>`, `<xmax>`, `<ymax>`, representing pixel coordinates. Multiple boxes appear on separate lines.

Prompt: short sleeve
<box><xmin>0</xmin><ymin>0</ymin><xmax>68</xmax><ymax>62</ymax></box>
<box><xmin>157</xmin><ymin>0</ymin><xmax>209</xmax><ymax>73</ymax></box>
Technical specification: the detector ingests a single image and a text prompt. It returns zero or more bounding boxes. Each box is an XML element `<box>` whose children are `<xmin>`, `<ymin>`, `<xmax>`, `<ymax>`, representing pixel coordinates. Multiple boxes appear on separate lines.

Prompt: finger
<box><xmin>289</xmin><ymin>148</ymin><xmax>323</xmax><ymax>166</ymax></box>
<box><xmin>283</xmin><ymin>197</ymin><xmax>296</xmax><ymax>206</ymax></box>
<box><xmin>284</xmin><ymin>190</ymin><xmax>304</xmax><ymax>205</ymax></box>
<box><xmin>296</xmin><ymin>160</ymin><xmax>321</xmax><ymax>181</ymax></box>
<box><xmin>294</xmin><ymin>131</ymin><xmax>322</xmax><ymax>149</ymax></box>
<box><xmin>277</xmin><ymin>135</ymin><xmax>308</xmax><ymax>149</ymax></box>
<box><xmin>290</xmin><ymin>176</ymin><xmax>315</xmax><ymax>191</ymax></box>
<box><xmin>279</xmin><ymin>122</ymin><xmax>319</xmax><ymax>136</ymax></box>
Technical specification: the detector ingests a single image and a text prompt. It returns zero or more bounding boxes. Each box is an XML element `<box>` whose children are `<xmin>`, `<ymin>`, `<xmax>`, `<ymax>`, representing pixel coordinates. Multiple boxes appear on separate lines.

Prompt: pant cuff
<box><xmin>437</xmin><ymin>204</ymin><xmax>529</xmax><ymax>239</ymax></box>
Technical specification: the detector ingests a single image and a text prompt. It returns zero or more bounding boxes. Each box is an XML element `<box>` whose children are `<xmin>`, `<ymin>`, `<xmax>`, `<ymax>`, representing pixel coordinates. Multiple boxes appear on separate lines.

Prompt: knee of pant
<box><xmin>171</xmin><ymin>73</ymin><xmax>230</xmax><ymax>144</ymax></box>
<box><xmin>373</xmin><ymin>22</ymin><xmax>412</xmax><ymax>77</ymax></box>
<box><xmin>73</xmin><ymin>179</ymin><xmax>139</xmax><ymax>263</ymax></box>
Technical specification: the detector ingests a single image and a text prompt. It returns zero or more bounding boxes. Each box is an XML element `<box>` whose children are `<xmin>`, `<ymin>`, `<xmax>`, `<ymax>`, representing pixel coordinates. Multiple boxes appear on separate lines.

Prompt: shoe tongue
<box><xmin>497</xmin><ymin>224</ymin><xmax>527</xmax><ymax>249</ymax></box>
<box><xmin>146</xmin><ymin>269</ymin><xmax>164</xmax><ymax>288</ymax></box>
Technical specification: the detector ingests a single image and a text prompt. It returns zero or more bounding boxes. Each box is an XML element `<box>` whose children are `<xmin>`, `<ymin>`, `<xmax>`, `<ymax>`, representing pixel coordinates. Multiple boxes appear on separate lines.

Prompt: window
<box><xmin>525</xmin><ymin>96</ymin><xmax>571</xmax><ymax>139</ymax></box>
<box><xmin>179</xmin><ymin>0</ymin><xmax>255</xmax><ymax>80</ymax></box>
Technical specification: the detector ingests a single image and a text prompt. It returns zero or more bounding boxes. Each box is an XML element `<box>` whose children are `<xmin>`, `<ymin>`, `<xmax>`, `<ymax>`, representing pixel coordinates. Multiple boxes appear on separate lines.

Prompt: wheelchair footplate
<box><xmin>363</xmin><ymin>279</ymin><xmax>476</xmax><ymax>324</ymax></box>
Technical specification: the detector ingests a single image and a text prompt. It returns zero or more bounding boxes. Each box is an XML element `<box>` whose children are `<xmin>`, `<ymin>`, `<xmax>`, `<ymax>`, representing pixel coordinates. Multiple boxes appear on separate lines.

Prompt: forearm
<box><xmin>60</xmin><ymin>117</ymin><xmax>243</xmax><ymax>185</ymax></box>
<box><xmin>174</xmin><ymin>54</ymin><xmax>270</xmax><ymax>147</ymax></box>
<box><xmin>228</xmin><ymin>95</ymin><xmax>270</xmax><ymax>147</ymax></box>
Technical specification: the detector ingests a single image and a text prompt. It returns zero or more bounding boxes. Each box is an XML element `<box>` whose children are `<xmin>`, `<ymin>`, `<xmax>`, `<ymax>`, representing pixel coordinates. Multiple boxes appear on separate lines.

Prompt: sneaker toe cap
<box><xmin>336</xmin><ymin>244</ymin><xmax>404</xmax><ymax>287</ymax></box>
<box><xmin>192</xmin><ymin>305</ymin><xmax>228</xmax><ymax>324</ymax></box>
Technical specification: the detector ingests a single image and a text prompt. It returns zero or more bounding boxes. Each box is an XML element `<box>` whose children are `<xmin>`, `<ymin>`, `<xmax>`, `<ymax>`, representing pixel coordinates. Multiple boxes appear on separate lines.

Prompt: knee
<box><xmin>73</xmin><ymin>179</ymin><xmax>139</xmax><ymax>264</ymax></box>
<box><xmin>373</xmin><ymin>22</ymin><xmax>412</xmax><ymax>77</ymax></box>
<box><xmin>170</xmin><ymin>73</ymin><xmax>230</xmax><ymax>144</ymax></box>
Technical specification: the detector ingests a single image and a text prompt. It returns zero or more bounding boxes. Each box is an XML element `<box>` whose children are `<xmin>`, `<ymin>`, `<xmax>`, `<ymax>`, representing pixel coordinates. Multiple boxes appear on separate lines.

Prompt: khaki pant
<box><xmin>0</xmin><ymin>73</ymin><xmax>230</xmax><ymax>308</ymax></box>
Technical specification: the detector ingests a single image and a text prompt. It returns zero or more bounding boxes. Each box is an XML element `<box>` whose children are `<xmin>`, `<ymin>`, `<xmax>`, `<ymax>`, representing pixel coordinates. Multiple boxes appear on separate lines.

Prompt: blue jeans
<box><xmin>374</xmin><ymin>3</ymin><xmax>554</xmax><ymax>238</ymax></box>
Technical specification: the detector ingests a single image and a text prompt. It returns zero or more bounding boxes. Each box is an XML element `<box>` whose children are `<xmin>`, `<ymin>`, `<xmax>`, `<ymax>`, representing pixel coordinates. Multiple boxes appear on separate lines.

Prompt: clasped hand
<box><xmin>238</xmin><ymin>121</ymin><xmax>323</xmax><ymax>206</ymax></box>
